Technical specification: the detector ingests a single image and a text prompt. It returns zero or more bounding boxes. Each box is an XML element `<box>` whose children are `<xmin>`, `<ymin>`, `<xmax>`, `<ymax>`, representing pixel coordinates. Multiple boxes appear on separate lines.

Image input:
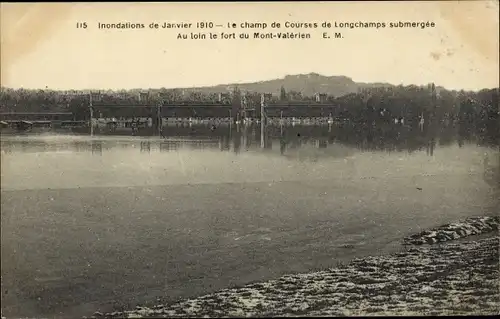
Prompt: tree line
<box><xmin>1</xmin><ymin>85</ymin><xmax>498</xmax><ymax>131</ymax></box>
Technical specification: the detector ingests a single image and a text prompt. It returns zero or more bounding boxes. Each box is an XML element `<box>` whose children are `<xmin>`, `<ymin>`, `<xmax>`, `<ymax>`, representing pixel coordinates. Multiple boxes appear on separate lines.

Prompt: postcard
<box><xmin>1</xmin><ymin>2</ymin><xmax>499</xmax><ymax>318</ymax></box>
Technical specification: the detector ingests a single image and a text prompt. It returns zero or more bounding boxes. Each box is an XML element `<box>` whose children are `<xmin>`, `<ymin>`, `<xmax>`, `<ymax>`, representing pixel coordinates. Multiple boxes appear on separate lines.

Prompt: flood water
<box><xmin>1</xmin><ymin>123</ymin><xmax>499</xmax><ymax>318</ymax></box>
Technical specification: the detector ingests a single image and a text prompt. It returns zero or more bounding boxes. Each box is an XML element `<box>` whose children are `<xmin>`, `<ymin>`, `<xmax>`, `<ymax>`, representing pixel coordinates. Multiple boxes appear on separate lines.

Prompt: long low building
<box><xmin>0</xmin><ymin>112</ymin><xmax>74</xmax><ymax>121</ymax></box>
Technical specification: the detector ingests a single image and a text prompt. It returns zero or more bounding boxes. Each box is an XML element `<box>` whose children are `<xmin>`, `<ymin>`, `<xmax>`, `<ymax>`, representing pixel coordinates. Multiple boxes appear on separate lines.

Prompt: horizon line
<box><xmin>1</xmin><ymin>72</ymin><xmax>499</xmax><ymax>92</ymax></box>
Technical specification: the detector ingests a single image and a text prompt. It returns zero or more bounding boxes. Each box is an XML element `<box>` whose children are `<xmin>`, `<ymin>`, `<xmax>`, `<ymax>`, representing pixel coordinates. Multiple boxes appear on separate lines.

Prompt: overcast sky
<box><xmin>1</xmin><ymin>1</ymin><xmax>498</xmax><ymax>91</ymax></box>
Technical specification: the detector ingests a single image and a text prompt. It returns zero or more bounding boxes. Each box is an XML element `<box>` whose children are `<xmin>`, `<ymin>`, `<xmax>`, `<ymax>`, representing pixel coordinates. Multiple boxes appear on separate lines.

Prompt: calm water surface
<box><xmin>1</xmin><ymin>124</ymin><xmax>498</xmax><ymax>318</ymax></box>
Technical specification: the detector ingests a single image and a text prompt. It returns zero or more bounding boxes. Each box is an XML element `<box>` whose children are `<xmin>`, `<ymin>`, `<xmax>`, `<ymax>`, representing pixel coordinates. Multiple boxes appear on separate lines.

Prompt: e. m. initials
<box><xmin>322</xmin><ymin>32</ymin><xmax>343</xmax><ymax>39</ymax></box>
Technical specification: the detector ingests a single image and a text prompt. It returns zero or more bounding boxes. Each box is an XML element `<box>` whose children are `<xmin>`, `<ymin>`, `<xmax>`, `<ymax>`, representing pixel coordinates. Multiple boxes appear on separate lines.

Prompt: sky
<box><xmin>1</xmin><ymin>1</ymin><xmax>499</xmax><ymax>91</ymax></box>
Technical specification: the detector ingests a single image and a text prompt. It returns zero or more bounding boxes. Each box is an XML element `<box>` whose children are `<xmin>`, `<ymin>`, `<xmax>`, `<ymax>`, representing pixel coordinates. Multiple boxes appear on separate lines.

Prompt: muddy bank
<box><xmin>403</xmin><ymin>215</ymin><xmax>499</xmax><ymax>245</ymax></box>
<box><xmin>89</xmin><ymin>231</ymin><xmax>499</xmax><ymax>318</ymax></box>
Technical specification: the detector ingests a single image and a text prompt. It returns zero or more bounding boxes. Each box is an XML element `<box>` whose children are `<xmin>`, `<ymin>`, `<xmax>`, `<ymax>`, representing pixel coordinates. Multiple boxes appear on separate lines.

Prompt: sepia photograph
<box><xmin>1</xmin><ymin>1</ymin><xmax>499</xmax><ymax>318</ymax></box>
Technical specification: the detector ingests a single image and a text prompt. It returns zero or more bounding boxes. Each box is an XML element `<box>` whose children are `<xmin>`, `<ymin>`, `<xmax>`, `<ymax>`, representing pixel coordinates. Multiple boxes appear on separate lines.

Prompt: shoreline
<box><xmin>403</xmin><ymin>215</ymin><xmax>499</xmax><ymax>245</ymax></box>
<box><xmin>87</xmin><ymin>216</ymin><xmax>500</xmax><ymax>318</ymax></box>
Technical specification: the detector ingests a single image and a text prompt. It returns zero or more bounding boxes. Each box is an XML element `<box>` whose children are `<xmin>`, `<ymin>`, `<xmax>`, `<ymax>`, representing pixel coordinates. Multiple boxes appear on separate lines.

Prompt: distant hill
<box><xmin>177</xmin><ymin>73</ymin><xmax>395</xmax><ymax>97</ymax></box>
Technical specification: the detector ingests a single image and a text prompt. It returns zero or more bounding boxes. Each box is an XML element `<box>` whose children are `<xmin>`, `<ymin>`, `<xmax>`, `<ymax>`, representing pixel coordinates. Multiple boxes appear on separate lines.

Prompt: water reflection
<box><xmin>140</xmin><ymin>141</ymin><xmax>151</xmax><ymax>153</ymax></box>
<box><xmin>91</xmin><ymin>140</ymin><xmax>102</xmax><ymax>155</ymax></box>
<box><xmin>1</xmin><ymin>121</ymin><xmax>498</xmax><ymax>157</ymax></box>
<box><xmin>2</xmin><ymin>121</ymin><xmax>498</xmax><ymax>187</ymax></box>
<box><xmin>2</xmin><ymin>123</ymin><xmax>498</xmax><ymax>156</ymax></box>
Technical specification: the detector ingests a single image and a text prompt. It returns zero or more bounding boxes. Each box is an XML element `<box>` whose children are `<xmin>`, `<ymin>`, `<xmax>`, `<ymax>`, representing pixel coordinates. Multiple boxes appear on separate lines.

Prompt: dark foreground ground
<box><xmin>88</xmin><ymin>218</ymin><xmax>499</xmax><ymax>318</ymax></box>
